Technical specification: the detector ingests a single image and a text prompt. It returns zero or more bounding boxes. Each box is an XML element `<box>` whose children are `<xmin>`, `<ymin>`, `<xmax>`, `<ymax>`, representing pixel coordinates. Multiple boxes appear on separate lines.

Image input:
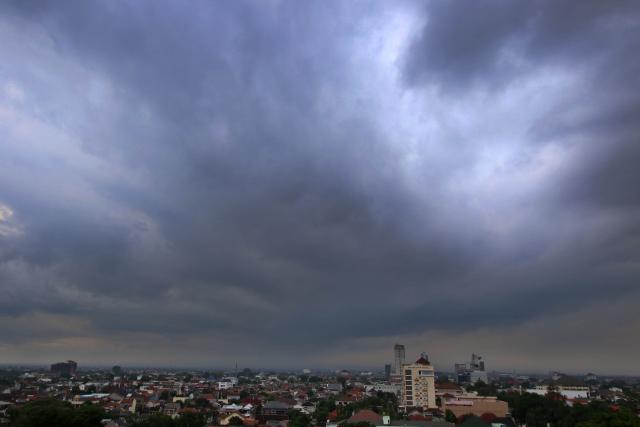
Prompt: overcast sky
<box><xmin>1</xmin><ymin>0</ymin><xmax>639</xmax><ymax>374</ymax></box>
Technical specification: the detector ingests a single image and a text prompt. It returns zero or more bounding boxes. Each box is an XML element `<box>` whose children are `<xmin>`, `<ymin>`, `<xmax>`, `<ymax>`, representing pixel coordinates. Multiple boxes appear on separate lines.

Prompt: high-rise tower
<box><xmin>393</xmin><ymin>344</ymin><xmax>406</xmax><ymax>375</ymax></box>
<box><xmin>400</xmin><ymin>353</ymin><xmax>436</xmax><ymax>410</ymax></box>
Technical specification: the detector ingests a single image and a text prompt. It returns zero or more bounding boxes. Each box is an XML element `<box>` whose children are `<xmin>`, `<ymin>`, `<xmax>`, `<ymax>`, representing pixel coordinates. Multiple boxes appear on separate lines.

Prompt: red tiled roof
<box><xmin>436</xmin><ymin>383</ymin><xmax>459</xmax><ymax>390</ymax></box>
<box><xmin>415</xmin><ymin>357</ymin><xmax>430</xmax><ymax>365</ymax></box>
<box><xmin>408</xmin><ymin>414</ymin><xmax>432</xmax><ymax>421</ymax></box>
<box><xmin>336</xmin><ymin>395</ymin><xmax>357</xmax><ymax>402</ymax></box>
<box><xmin>481</xmin><ymin>412</ymin><xmax>497</xmax><ymax>422</ymax></box>
<box><xmin>347</xmin><ymin>409</ymin><xmax>382</xmax><ymax>425</ymax></box>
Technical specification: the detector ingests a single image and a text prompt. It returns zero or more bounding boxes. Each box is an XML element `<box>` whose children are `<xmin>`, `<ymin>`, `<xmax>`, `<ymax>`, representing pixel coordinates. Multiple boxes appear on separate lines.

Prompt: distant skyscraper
<box><xmin>50</xmin><ymin>360</ymin><xmax>77</xmax><ymax>376</ymax></box>
<box><xmin>393</xmin><ymin>344</ymin><xmax>406</xmax><ymax>375</ymax></box>
<box><xmin>455</xmin><ymin>353</ymin><xmax>488</xmax><ymax>384</ymax></box>
<box><xmin>384</xmin><ymin>364</ymin><xmax>391</xmax><ymax>379</ymax></box>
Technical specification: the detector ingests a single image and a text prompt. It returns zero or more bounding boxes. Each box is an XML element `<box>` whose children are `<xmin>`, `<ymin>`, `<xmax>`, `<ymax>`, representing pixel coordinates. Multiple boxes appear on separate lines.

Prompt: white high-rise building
<box><xmin>400</xmin><ymin>353</ymin><xmax>436</xmax><ymax>410</ymax></box>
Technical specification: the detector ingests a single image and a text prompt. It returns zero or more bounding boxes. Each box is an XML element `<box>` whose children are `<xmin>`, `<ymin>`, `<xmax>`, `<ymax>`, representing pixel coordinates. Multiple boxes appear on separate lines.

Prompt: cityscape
<box><xmin>1</xmin><ymin>345</ymin><xmax>640</xmax><ymax>426</ymax></box>
<box><xmin>2</xmin><ymin>0</ymin><xmax>640</xmax><ymax>426</ymax></box>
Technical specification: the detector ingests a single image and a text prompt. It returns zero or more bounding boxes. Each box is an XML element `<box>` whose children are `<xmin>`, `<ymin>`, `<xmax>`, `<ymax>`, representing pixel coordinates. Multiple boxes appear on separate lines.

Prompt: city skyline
<box><xmin>1</xmin><ymin>1</ymin><xmax>640</xmax><ymax>375</ymax></box>
<box><xmin>0</xmin><ymin>343</ymin><xmax>634</xmax><ymax>378</ymax></box>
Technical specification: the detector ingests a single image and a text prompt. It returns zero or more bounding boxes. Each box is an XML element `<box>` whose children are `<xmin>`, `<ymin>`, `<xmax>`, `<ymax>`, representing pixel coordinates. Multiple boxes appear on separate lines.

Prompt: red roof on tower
<box><xmin>415</xmin><ymin>356</ymin><xmax>430</xmax><ymax>365</ymax></box>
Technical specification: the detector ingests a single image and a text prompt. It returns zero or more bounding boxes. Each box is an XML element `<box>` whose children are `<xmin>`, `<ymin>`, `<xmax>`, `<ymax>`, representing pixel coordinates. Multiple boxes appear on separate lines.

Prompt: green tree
<box><xmin>193</xmin><ymin>397</ymin><xmax>210</xmax><ymax>409</ymax></box>
<box><xmin>9</xmin><ymin>399</ymin><xmax>105</xmax><ymax>427</ymax></box>
<box><xmin>228</xmin><ymin>415</ymin><xmax>244</xmax><ymax>425</ymax></box>
<box><xmin>466</xmin><ymin>381</ymin><xmax>499</xmax><ymax>396</ymax></box>
<box><xmin>314</xmin><ymin>398</ymin><xmax>336</xmax><ymax>424</ymax></box>
<box><xmin>176</xmin><ymin>413</ymin><xmax>206</xmax><ymax>427</ymax></box>
<box><xmin>288</xmin><ymin>410</ymin><xmax>311</xmax><ymax>427</ymax></box>
<box><xmin>444</xmin><ymin>409</ymin><xmax>457</xmax><ymax>423</ymax></box>
<box><xmin>525</xmin><ymin>407</ymin><xmax>547</xmax><ymax>427</ymax></box>
<box><xmin>130</xmin><ymin>414</ymin><xmax>177</xmax><ymax>427</ymax></box>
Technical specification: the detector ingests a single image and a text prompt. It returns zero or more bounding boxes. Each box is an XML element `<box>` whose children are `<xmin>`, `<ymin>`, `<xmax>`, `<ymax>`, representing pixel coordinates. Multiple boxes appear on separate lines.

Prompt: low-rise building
<box><xmin>526</xmin><ymin>376</ymin><xmax>590</xmax><ymax>399</ymax></box>
<box><xmin>442</xmin><ymin>395</ymin><xmax>508</xmax><ymax>419</ymax></box>
<box><xmin>366</xmin><ymin>383</ymin><xmax>401</xmax><ymax>395</ymax></box>
<box><xmin>262</xmin><ymin>401</ymin><xmax>291</xmax><ymax>418</ymax></box>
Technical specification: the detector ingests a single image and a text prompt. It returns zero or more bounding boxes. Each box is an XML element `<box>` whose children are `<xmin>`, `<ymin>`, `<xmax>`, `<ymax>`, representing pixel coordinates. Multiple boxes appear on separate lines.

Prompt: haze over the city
<box><xmin>0</xmin><ymin>0</ymin><xmax>639</xmax><ymax>374</ymax></box>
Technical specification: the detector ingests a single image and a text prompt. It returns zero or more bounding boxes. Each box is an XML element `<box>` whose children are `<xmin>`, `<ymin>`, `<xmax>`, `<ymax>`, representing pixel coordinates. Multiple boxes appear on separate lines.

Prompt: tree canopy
<box><xmin>8</xmin><ymin>399</ymin><xmax>105</xmax><ymax>427</ymax></box>
<box><xmin>498</xmin><ymin>391</ymin><xmax>640</xmax><ymax>427</ymax></box>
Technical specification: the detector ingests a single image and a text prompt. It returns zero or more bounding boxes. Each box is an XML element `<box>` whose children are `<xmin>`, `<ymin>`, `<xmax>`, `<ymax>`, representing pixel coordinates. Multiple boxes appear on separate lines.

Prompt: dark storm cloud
<box><xmin>0</xmin><ymin>0</ymin><xmax>639</xmax><ymax>370</ymax></box>
<box><xmin>404</xmin><ymin>0</ymin><xmax>639</xmax><ymax>91</ymax></box>
<box><xmin>0</xmin><ymin>0</ymin><xmax>459</xmax><ymax>340</ymax></box>
<box><xmin>399</xmin><ymin>0</ymin><xmax>640</xmax><ymax>346</ymax></box>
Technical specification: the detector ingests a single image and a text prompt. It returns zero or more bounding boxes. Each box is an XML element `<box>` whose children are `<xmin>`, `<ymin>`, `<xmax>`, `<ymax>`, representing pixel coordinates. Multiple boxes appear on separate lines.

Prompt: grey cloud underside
<box><xmin>0</xmin><ymin>0</ymin><xmax>639</xmax><ymax>368</ymax></box>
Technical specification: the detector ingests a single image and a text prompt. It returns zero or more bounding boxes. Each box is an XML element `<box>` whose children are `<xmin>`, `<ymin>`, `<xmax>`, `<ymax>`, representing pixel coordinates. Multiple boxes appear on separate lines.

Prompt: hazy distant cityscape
<box><xmin>1</xmin><ymin>344</ymin><xmax>640</xmax><ymax>426</ymax></box>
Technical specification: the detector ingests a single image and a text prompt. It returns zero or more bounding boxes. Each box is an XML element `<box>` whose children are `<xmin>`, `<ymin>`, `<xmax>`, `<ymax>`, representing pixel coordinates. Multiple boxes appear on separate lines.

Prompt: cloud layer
<box><xmin>0</xmin><ymin>0</ymin><xmax>639</xmax><ymax>373</ymax></box>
